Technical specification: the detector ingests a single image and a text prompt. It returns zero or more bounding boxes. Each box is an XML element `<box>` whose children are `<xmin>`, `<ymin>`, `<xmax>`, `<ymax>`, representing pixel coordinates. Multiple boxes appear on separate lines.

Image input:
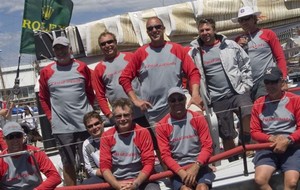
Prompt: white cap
<box><xmin>231</xmin><ymin>6</ymin><xmax>261</xmax><ymax>23</ymax></box>
<box><xmin>52</xmin><ymin>36</ymin><xmax>70</xmax><ymax>48</ymax></box>
<box><xmin>167</xmin><ymin>87</ymin><xmax>185</xmax><ymax>98</ymax></box>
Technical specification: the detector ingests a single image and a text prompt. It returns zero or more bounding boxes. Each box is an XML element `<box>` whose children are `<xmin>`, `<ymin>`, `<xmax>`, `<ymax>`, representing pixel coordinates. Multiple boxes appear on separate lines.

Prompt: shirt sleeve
<box><xmin>191</xmin><ymin>112</ymin><xmax>213</xmax><ymax>165</ymax></box>
<box><xmin>177</xmin><ymin>44</ymin><xmax>201</xmax><ymax>88</ymax></box>
<box><xmin>100</xmin><ymin>129</ymin><xmax>115</xmax><ymax>174</ymax></box>
<box><xmin>134</xmin><ymin>126</ymin><xmax>155</xmax><ymax>176</ymax></box>
<box><xmin>92</xmin><ymin>63</ymin><xmax>112</xmax><ymax>117</ymax></box>
<box><xmin>38</xmin><ymin>66</ymin><xmax>53</xmax><ymax>122</ymax></box>
<box><xmin>289</xmin><ymin>94</ymin><xmax>300</xmax><ymax>143</ymax></box>
<box><xmin>250</xmin><ymin>98</ymin><xmax>270</xmax><ymax>142</ymax></box>
<box><xmin>80</xmin><ymin>62</ymin><xmax>95</xmax><ymax>106</ymax></box>
<box><xmin>34</xmin><ymin>148</ymin><xmax>61</xmax><ymax>190</ymax></box>
<box><xmin>119</xmin><ymin>48</ymin><xmax>145</xmax><ymax>94</ymax></box>
<box><xmin>155</xmin><ymin>121</ymin><xmax>183</xmax><ymax>173</ymax></box>
<box><xmin>263</xmin><ymin>29</ymin><xmax>287</xmax><ymax>79</ymax></box>
<box><xmin>82</xmin><ymin>140</ymin><xmax>97</xmax><ymax>177</ymax></box>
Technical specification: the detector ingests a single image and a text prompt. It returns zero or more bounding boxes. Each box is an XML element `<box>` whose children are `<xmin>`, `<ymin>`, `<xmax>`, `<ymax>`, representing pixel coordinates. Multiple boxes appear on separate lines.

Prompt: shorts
<box><xmin>212</xmin><ymin>93</ymin><xmax>252</xmax><ymax>140</ymax></box>
<box><xmin>171</xmin><ymin>165</ymin><xmax>215</xmax><ymax>190</ymax></box>
<box><xmin>253</xmin><ymin>146</ymin><xmax>300</xmax><ymax>172</ymax></box>
<box><xmin>54</xmin><ymin>131</ymin><xmax>90</xmax><ymax>166</ymax></box>
<box><xmin>251</xmin><ymin>78</ymin><xmax>267</xmax><ymax>101</ymax></box>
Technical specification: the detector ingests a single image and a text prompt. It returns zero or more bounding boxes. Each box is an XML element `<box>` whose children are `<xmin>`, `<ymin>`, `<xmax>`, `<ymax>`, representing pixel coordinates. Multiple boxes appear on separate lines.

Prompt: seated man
<box><xmin>0</xmin><ymin>121</ymin><xmax>61</xmax><ymax>189</ymax></box>
<box><xmin>156</xmin><ymin>87</ymin><xmax>215</xmax><ymax>190</ymax></box>
<box><xmin>82</xmin><ymin>111</ymin><xmax>105</xmax><ymax>184</ymax></box>
<box><xmin>251</xmin><ymin>67</ymin><xmax>300</xmax><ymax>190</ymax></box>
<box><xmin>100</xmin><ymin>98</ymin><xmax>160</xmax><ymax>190</ymax></box>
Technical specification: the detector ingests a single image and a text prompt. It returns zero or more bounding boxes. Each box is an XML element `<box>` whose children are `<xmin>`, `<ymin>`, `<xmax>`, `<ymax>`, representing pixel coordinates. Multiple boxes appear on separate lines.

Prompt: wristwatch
<box><xmin>195</xmin><ymin>161</ymin><xmax>202</xmax><ymax>167</ymax></box>
<box><xmin>287</xmin><ymin>137</ymin><xmax>294</xmax><ymax>145</ymax></box>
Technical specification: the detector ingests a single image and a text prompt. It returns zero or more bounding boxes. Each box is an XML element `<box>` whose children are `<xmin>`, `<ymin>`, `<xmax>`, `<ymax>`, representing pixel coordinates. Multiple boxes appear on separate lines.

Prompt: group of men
<box><xmin>0</xmin><ymin>5</ymin><xmax>299</xmax><ymax>190</ymax></box>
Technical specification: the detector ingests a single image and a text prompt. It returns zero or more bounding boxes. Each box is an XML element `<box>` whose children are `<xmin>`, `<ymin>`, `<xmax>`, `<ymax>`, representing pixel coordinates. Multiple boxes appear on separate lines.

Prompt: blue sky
<box><xmin>0</xmin><ymin>0</ymin><xmax>192</xmax><ymax>68</ymax></box>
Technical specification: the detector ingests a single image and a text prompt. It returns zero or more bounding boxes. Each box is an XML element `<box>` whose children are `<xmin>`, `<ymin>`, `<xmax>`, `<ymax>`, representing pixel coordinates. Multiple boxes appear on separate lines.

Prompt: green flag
<box><xmin>20</xmin><ymin>0</ymin><xmax>73</xmax><ymax>54</ymax></box>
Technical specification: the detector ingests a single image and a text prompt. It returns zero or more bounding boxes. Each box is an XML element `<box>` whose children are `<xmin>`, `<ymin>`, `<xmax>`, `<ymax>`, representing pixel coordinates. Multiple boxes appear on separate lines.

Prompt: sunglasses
<box><xmin>114</xmin><ymin>113</ymin><xmax>131</xmax><ymax>120</ymax></box>
<box><xmin>238</xmin><ymin>16</ymin><xmax>252</xmax><ymax>23</ymax></box>
<box><xmin>264</xmin><ymin>80</ymin><xmax>279</xmax><ymax>85</ymax></box>
<box><xmin>6</xmin><ymin>133</ymin><xmax>23</xmax><ymax>140</ymax></box>
<box><xmin>100</xmin><ymin>40</ymin><xmax>115</xmax><ymax>46</ymax></box>
<box><xmin>86</xmin><ymin>121</ymin><xmax>101</xmax><ymax>129</ymax></box>
<box><xmin>168</xmin><ymin>97</ymin><xmax>185</xmax><ymax>103</ymax></box>
<box><xmin>147</xmin><ymin>25</ymin><xmax>163</xmax><ymax>31</ymax></box>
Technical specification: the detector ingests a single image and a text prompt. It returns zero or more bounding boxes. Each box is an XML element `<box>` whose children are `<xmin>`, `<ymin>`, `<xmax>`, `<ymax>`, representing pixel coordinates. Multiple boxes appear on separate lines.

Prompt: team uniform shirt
<box><xmin>0</xmin><ymin>145</ymin><xmax>61</xmax><ymax>190</ymax></box>
<box><xmin>39</xmin><ymin>59</ymin><xmax>94</xmax><ymax>134</ymax></box>
<box><xmin>119</xmin><ymin>41</ymin><xmax>200</xmax><ymax>123</ymax></box>
<box><xmin>93</xmin><ymin>52</ymin><xmax>143</xmax><ymax>119</ymax></box>
<box><xmin>251</xmin><ymin>92</ymin><xmax>300</xmax><ymax>143</ymax></box>
<box><xmin>100</xmin><ymin>124</ymin><xmax>154</xmax><ymax>180</ymax></box>
<box><xmin>82</xmin><ymin>136</ymin><xmax>100</xmax><ymax>177</ymax></box>
<box><xmin>156</xmin><ymin>110</ymin><xmax>213</xmax><ymax>173</ymax></box>
<box><xmin>235</xmin><ymin>29</ymin><xmax>287</xmax><ymax>83</ymax></box>
<box><xmin>202</xmin><ymin>41</ymin><xmax>234</xmax><ymax>102</ymax></box>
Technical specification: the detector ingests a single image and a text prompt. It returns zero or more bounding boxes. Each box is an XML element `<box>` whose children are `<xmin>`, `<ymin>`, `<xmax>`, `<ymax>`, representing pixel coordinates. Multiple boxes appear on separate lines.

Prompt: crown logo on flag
<box><xmin>42</xmin><ymin>0</ymin><xmax>55</xmax><ymax>21</ymax></box>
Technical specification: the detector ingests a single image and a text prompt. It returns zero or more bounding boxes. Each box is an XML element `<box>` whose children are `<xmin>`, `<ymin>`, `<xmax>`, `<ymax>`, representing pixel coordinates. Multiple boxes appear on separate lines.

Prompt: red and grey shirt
<box><xmin>39</xmin><ymin>59</ymin><xmax>94</xmax><ymax>134</ymax></box>
<box><xmin>100</xmin><ymin>124</ymin><xmax>154</xmax><ymax>180</ymax></box>
<box><xmin>0</xmin><ymin>145</ymin><xmax>61</xmax><ymax>190</ymax></box>
<box><xmin>235</xmin><ymin>29</ymin><xmax>287</xmax><ymax>83</ymax></box>
<box><xmin>251</xmin><ymin>92</ymin><xmax>300</xmax><ymax>143</ymax></box>
<box><xmin>93</xmin><ymin>52</ymin><xmax>144</xmax><ymax>119</ymax></box>
<box><xmin>156</xmin><ymin>110</ymin><xmax>213</xmax><ymax>173</ymax></box>
<box><xmin>119</xmin><ymin>41</ymin><xmax>200</xmax><ymax>123</ymax></box>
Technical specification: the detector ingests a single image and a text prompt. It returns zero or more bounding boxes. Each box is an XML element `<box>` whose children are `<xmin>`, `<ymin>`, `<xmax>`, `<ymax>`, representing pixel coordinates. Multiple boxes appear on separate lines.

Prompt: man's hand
<box><xmin>282</xmin><ymin>82</ymin><xmax>289</xmax><ymax>91</ymax></box>
<box><xmin>132</xmin><ymin>98</ymin><xmax>152</xmax><ymax>112</ymax></box>
<box><xmin>272</xmin><ymin>135</ymin><xmax>289</xmax><ymax>154</ymax></box>
<box><xmin>184</xmin><ymin>162</ymin><xmax>200</xmax><ymax>187</ymax></box>
<box><xmin>187</xmin><ymin>94</ymin><xmax>204</xmax><ymax>110</ymax></box>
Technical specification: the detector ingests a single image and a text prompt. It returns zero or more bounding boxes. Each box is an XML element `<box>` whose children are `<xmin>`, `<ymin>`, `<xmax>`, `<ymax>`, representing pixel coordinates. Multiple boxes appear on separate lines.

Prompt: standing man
<box><xmin>156</xmin><ymin>87</ymin><xmax>215</xmax><ymax>190</ymax></box>
<box><xmin>39</xmin><ymin>36</ymin><xmax>95</xmax><ymax>186</ymax></box>
<box><xmin>119</xmin><ymin>16</ymin><xmax>202</xmax><ymax>124</ymax></box>
<box><xmin>251</xmin><ymin>67</ymin><xmax>300</xmax><ymax>190</ymax></box>
<box><xmin>82</xmin><ymin>111</ymin><xmax>104</xmax><ymax>185</ymax></box>
<box><xmin>93</xmin><ymin>31</ymin><xmax>149</xmax><ymax>127</ymax></box>
<box><xmin>188</xmin><ymin>18</ymin><xmax>253</xmax><ymax>158</ymax></box>
<box><xmin>0</xmin><ymin>121</ymin><xmax>61</xmax><ymax>189</ymax></box>
<box><xmin>231</xmin><ymin>6</ymin><xmax>288</xmax><ymax>100</ymax></box>
<box><xmin>100</xmin><ymin>98</ymin><xmax>160</xmax><ymax>190</ymax></box>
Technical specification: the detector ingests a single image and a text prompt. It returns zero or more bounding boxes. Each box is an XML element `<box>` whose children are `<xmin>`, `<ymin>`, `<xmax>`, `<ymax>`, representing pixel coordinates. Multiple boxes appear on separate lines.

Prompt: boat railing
<box><xmin>55</xmin><ymin>142</ymin><xmax>273</xmax><ymax>190</ymax></box>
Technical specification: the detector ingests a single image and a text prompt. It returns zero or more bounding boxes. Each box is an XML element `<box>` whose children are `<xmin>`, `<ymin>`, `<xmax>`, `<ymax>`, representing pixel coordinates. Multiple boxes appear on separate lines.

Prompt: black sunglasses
<box><xmin>100</xmin><ymin>40</ymin><xmax>115</xmax><ymax>46</ymax></box>
<box><xmin>147</xmin><ymin>25</ymin><xmax>163</xmax><ymax>31</ymax></box>
<box><xmin>86</xmin><ymin>121</ymin><xmax>101</xmax><ymax>129</ymax></box>
<box><xmin>168</xmin><ymin>97</ymin><xmax>185</xmax><ymax>103</ymax></box>
<box><xmin>264</xmin><ymin>80</ymin><xmax>279</xmax><ymax>85</ymax></box>
<box><xmin>238</xmin><ymin>16</ymin><xmax>252</xmax><ymax>23</ymax></box>
<box><xmin>6</xmin><ymin>133</ymin><xmax>23</xmax><ymax>140</ymax></box>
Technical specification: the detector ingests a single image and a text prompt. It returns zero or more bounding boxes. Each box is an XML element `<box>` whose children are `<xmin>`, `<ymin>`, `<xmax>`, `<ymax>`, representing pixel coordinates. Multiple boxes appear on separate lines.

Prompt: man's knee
<box><xmin>196</xmin><ymin>183</ymin><xmax>209</xmax><ymax>190</ymax></box>
<box><xmin>285</xmin><ymin>177</ymin><xmax>299</xmax><ymax>189</ymax></box>
<box><xmin>254</xmin><ymin>174</ymin><xmax>269</xmax><ymax>187</ymax></box>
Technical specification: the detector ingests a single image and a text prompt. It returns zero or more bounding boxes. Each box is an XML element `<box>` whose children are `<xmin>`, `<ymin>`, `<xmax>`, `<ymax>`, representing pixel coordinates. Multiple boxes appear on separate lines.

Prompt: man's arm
<box><xmin>38</xmin><ymin>68</ymin><xmax>52</xmax><ymax>122</ymax></box>
<box><xmin>250</xmin><ymin>99</ymin><xmax>271</xmax><ymax>143</ymax></box>
<box><xmin>92</xmin><ymin>64</ymin><xmax>113</xmax><ymax>118</ymax></box>
<box><xmin>34</xmin><ymin>149</ymin><xmax>61</xmax><ymax>189</ymax></box>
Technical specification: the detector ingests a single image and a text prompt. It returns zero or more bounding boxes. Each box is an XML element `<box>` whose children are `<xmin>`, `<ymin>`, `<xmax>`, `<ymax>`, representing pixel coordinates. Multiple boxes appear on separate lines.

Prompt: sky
<box><xmin>0</xmin><ymin>0</ymin><xmax>192</xmax><ymax>68</ymax></box>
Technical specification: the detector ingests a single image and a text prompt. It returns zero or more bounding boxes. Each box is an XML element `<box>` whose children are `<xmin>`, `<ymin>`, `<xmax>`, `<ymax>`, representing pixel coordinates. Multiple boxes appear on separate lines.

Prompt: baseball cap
<box><xmin>264</xmin><ymin>67</ymin><xmax>283</xmax><ymax>81</ymax></box>
<box><xmin>167</xmin><ymin>87</ymin><xmax>185</xmax><ymax>98</ymax></box>
<box><xmin>231</xmin><ymin>6</ymin><xmax>261</xmax><ymax>23</ymax></box>
<box><xmin>52</xmin><ymin>36</ymin><xmax>70</xmax><ymax>48</ymax></box>
<box><xmin>2</xmin><ymin>121</ymin><xmax>24</xmax><ymax>137</ymax></box>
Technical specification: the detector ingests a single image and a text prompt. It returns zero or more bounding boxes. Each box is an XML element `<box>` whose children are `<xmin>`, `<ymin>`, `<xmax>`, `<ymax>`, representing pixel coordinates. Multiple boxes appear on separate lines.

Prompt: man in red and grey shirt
<box><xmin>39</xmin><ymin>36</ymin><xmax>95</xmax><ymax>186</ymax></box>
<box><xmin>0</xmin><ymin>121</ymin><xmax>61</xmax><ymax>189</ymax></box>
<box><xmin>251</xmin><ymin>67</ymin><xmax>300</xmax><ymax>190</ymax></box>
<box><xmin>119</xmin><ymin>17</ymin><xmax>202</xmax><ymax>124</ymax></box>
<box><xmin>156</xmin><ymin>87</ymin><xmax>215</xmax><ymax>190</ymax></box>
<box><xmin>232</xmin><ymin>6</ymin><xmax>288</xmax><ymax>100</ymax></box>
<box><xmin>93</xmin><ymin>31</ymin><xmax>149</xmax><ymax>127</ymax></box>
<box><xmin>100</xmin><ymin>98</ymin><xmax>160</xmax><ymax>190</ymax></box>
